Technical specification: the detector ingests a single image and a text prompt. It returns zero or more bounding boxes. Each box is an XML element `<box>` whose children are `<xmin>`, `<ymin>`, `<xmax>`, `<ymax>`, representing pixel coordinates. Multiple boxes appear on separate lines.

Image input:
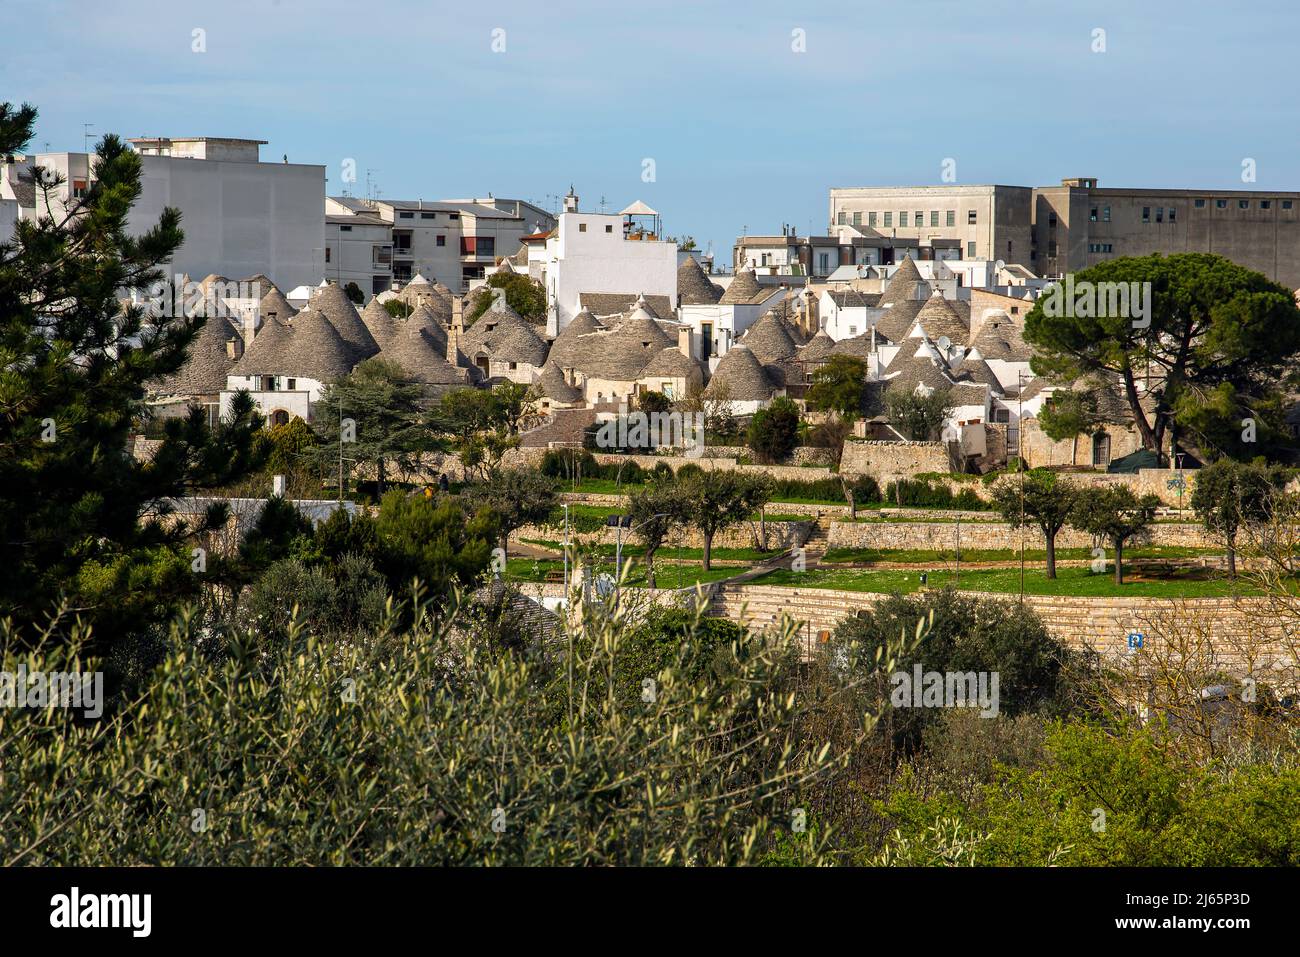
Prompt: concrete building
<box><xmin>324</xmin><ymin>207</ymin><xmax>392</xmax><ymax>298</ymax></box>
<box><xmin>3</xmin><ymin>139</ymin><xmax>325</xmax><ymax>294</ymax></box>
<box><xmin>1031</xmin><ymin>177</ymin><xmax>1300</xmax><ymax>286</ymax></box>
<box><xmin>326</xmin><ymin>195</ymin><xmax>553</xmax><ymax>295</ymax></box>
<box><xmin>127</xmin><ymin>137</ymin><xmax>326</xmax><ymax>293</ymax></box>
<box><xmin>828</xmin><ymin>185</ymin><xmax>1035</xmax><ymax>265</ymax></box>
<box><xmin>0</xmin><ymin>196</ymin><xmax>16</xmax><ymax>243</ymax></box>
<box><xmin>827</xmin><ymin>177</ymin><xmax>1300</xmax><ymax>289</ymax></box>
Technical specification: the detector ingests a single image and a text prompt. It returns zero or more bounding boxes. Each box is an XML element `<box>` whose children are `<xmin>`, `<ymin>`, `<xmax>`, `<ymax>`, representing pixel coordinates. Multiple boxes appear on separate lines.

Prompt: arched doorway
<box><xmin>269</xmin><ymin>408</ymin><xmax>290</xmax><ymax>427</ymax></box>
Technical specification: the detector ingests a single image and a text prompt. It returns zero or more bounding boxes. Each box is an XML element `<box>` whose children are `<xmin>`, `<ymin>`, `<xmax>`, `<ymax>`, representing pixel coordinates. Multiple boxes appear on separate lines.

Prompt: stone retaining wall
<box><xmin>828</xmin><ymin>518</ymin><xmax>1216</xmax><ymax>551</ymax></box>
<box><xmin>706</xmin><ymin>584</ymin><xmax>1298</xmax><ymax>675</ymax></box>
<box><xmin>514</xmin><ymin>519</ymin><xmax>811</xmax><ymax>551</ymax></box>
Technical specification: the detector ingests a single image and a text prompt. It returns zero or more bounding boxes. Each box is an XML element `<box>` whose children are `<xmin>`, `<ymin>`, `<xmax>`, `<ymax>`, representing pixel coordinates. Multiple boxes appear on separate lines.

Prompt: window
<box><xmin>287</xmin><ymin>378</ymin><xmax>296</xmax><ymax>391</ymax></box>
<box><xmin>869</xmin><ymin>212</ymin><xmax>878</xmax><ymax>227</ymax></box>
<box><xmin>1048</xmin><ymin>241</ymin><xmax>1058</xmax><ymax>256</ymax></box>
<box><xmin>421</xmin><ymin>212</ymin><xmax>435</xmax><ymax>220</ymax></box>
<box><xmin>605</xmin><ymin>224</ymin><xmax>613</xmax><ymax>233</ymax></box>
<box><xmin>929</xmin><ymin>211</ymin><xmax>938</xmax><ymax>227</ymax></box>
<box><xmin>436</xmin><ymin>235</ymin><xmax>446</xmax><ymax>247</ymax></box>
<box><xmin>1239</xmin><ymin>199</ymin><xmax>1250</xmax><ymax>209</ymax></box>
<box><xmin>992</xmin><ymin>407</ymin><xmax>1010</xmax><ymax>423</ymax></box>
<box><xmin>578</xmin><ymin>223</ymin><xmax>587</xmax><ymax>232</ymax></box>
<box><xmin>325</xmin><ymin>248</ymin><xmax>331</xmax><ymax>263</ymax></box>
<box><xmin>884</xmin><ymin>212</ymin><xmax>892</xmax><ymax>227</ymax></box>
<box><xmin>339</xmin><ymin>224</ymin><xmax>353</xmax><ymax>232</ymax></box>
<box><xmin>1090</xmin><ymin>207</ymin><xmax>1098</xmax><ymax>222</ymax></box>
<box><xmin>1007</xmin><ymin>240</ymin><xmax>1013</xmax><ymax>255</ymax></box>
<box><xmin>1216</xmin><ymin>199</ymin><xmax>1228</xmax><ymax>208</ymax></box>
<box><xmin>1048</xmin><ymin>213</ymin><xmax>1057</xmax><ymax>229</ymax></box>
<box><xmin>508</xmin><ymin>362</ymin><xmax>517</xmax><ymax>371</ymax></box>
<box><xmin>848</xmin><ymin>326</ymin><xmax>857</xmax><ymax>336</ymax></box>
<box><xmin>916</xmin><ymin>210</ymin><xmax>923</xmax><ymax>225</ymax></box>
<box><xmin>899</xmin><ymin>211</ymin><xmax>908</xmax><ymax>226</ymax></box>
<box><xmin>399</xmin><ymin>211</ymin><xmax>413</xmax><ymax>219</ymax></box>
<box><xmin>968</xmin><ymin>210</ymin><xmax>977</xmax><ymax>225</ymax></box>
<box><xmin>1088</xmin><ymin>243</ymin><xmax>1114</xmax><ymax>253</ymax></box>
<box><xmin>449</xmin><ymin>212</ymin><xmax>459</xmax><ymax>220</ymax></box>
<box><xmin>1261</xmin><ymin>200</ymin><xmax>1272</xmax><ymax>210</ymax></box>
<box><xmin>373</xmin><ymin>245</ymin><xmax>391</xmax><ymax>265</ymax></box>
<box><xmin>1155</xmin><ymin>207</ymin><xmax>1163</xmax><ymax>223</ymax></box>
<box><xmin>1142</xmin><ymin>206</ymin><xmax>1150</xmax><ymax>222</ymax></box>
<box><xmin>852</xmin><ymin>211</ymin><xmax>861</xmax><ymax>225</ymax></box>
<box><xmin>1102</xmin><ymin>206</ymin><xmax>1111</xmax><ymax>222</ymax></box>
<box><xmin>1284</xmin><ymin>201</ymin><xmax>1294</xmax><ymax>210</ymax></box>
<box><xmin>838</xmin><ymin>212</ymin><xmax>847</xmax><ymax>225</ymax></box>
<box><xmin>1168</xmin><ymin>207</ymin><xmax>1176</xmax><ymax>222</ymax></box>
<box><xmin>1195</xmin><ymin>198</ymin><xmax>1206</xmax><ymax>208</ymax></box>
<box><xmin>966</xmin><ymin>241</ymin><xmax>977</xmax><ymax>257</ymax></box>
<box><xmin>946</xmin><ymin>210</ymin><xmax>955</xmax><ymax>227</ymax></box>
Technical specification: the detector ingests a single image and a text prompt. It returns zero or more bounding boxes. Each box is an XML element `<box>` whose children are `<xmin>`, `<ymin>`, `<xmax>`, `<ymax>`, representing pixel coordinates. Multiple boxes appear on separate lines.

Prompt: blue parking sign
<box><xmin>1127</xmin><ymin>632</ymin><xmax>1144</xmax><ymax>649</ymax></box>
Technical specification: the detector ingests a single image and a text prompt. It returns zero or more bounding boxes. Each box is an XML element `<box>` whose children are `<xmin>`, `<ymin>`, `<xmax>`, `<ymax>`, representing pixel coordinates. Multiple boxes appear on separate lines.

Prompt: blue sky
<box><xmin>5</xmin><ymin>0</ymin><xmax>1299</xmax><ymax>259</ymax></box>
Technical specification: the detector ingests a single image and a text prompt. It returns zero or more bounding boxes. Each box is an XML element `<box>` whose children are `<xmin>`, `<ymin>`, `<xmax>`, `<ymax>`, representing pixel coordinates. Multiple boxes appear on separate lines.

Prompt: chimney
<box><xmin>563</xmin><ymin>185</ymin><xmax>578</xmax><ymax>213</ymax></box>
<box><xmin>448</xmin><ymin>296</ymin><xmax>463</xmax><ymax>364</ymax></box>
<box><xmin>225</xmin><ymin>337</ymin><xmax>238</xmax><ymax>360</ymax></box>
<box><xmin>678</xmin><ymin>324</ymin><xmax>692</xmax><ymax>360</ymax></box>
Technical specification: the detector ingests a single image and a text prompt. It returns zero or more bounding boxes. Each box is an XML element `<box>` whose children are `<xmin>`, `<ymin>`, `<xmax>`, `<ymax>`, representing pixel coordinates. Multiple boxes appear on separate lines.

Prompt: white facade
<box><xmin>543</xmin><ymin>210</ymin><xmax>678</xmax><ymax>335</ymax></box>
<box><xmin>327</xmin><ymin>196</ymin><xmax>554</xmax><ymax>294</ymax></box>
<box><xmin>325</xmin><ymin>213</ymin><xmax>393</xmax><ymax>299</ymax></box>
<box><xmin>221</xmin><ymin>373</ymin><xmax>323</xmax><ymax>425</ymax></box>
<box><xmin>679</xmin><ymin>291</ymin><xmax>783</xmax><ymax>369</ymax></box>
<box><xmin>0</xmin><ymin>197</ymin><xmax>16</xmax><ymax>243</ymax></box>
<box><xmin>126</xmin><ymin>139</ymin><xmax>326</xmax><ymax>293</ymax></box>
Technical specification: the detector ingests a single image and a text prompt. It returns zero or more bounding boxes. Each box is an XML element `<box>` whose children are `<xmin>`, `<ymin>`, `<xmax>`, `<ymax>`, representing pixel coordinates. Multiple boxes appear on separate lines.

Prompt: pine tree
<box><xmin>0</xmin><ymin>103</ymin><xmax>264</xmax><ymax>653</ymax></box>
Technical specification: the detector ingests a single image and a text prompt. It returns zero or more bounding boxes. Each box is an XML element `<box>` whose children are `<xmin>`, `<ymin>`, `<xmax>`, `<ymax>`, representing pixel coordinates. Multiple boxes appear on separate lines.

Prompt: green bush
<box><xmin>884</xmin><ymin>479</ymin><xmax>987</xmax><ymax>510</ymax></box>
<box><xmin>0</xmin><ymin>598</ymin><xmax>903</xmax><ymax>865</ymax></box>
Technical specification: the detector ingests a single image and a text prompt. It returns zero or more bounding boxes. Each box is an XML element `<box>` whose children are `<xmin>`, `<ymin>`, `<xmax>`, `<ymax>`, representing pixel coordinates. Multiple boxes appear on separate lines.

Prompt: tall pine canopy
<box><xmin>0</xmin><ymin>103</ymin><xmax>263</xmax><ymax>653</ymax></box>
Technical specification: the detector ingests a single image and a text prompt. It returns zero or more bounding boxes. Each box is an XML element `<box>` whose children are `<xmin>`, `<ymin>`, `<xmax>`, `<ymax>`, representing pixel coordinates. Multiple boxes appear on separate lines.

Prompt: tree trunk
<box><xmin>1045</xmin><ymin>532</ymin><xmax>1057</xmax><ymax>580</ymax></box>
<box><xmin>1120</xmin><ymin>367</ymin><xmax>1160</xmax><ymax>457</ymax></box>
<box><xmin>646</xmin><ymin>544</ymin><xmax>658</xmax><ymax>589</ymax></box>
<box><xmin>702</xmin><ymin>532</ymin><xmax>713</xmax><ymax>571</ymax></box>
<box><xmin>1227</xmin><ymin>535</ymin><xmax>1237</xmax><ymax>580</ymax></box>
<box><xmin>1114</xmin><ymin>539</ymin><xmax>1124</xmax><ymax>585</ymax></box>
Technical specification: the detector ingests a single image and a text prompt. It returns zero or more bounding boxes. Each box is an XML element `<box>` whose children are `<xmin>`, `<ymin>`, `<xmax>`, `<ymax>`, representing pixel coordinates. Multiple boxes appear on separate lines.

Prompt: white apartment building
<box><xmin>542</xmin><ymin>194</ymin><xmax>678</xmax><ymax>335</ymax></box>
<box><xmin>325</xmin><ymin>208</ymin><xmax>393</xmax><ymax>298</ymax></box>
<box><xmin>0</xmin><ymin>197</ymin><xmax>16</xmax><ymax>243</ymax></box>
<box><xmin>326</xmin><ymin>195</ymin><xmax>554</xmax><ymax>297</ymax></box>
<box><xmin>3</xmin><ymin>139</ymin><xmax>327</xmax><ymax>292</ymax></box>
<box><xmin>128</xmin><ymin>137</ymin><xmax>325</xmax><ymax>292</ymax></box>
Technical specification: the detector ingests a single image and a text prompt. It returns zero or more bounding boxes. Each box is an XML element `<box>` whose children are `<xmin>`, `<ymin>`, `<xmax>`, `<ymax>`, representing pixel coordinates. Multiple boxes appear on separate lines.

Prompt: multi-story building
<box><xmin>1031</xmin><ymin>177</ymin><xmax>1300</xmax><ymax>285</ymax></box>
<box><xmin>541</xmin><ymin>191</ymin><xmax>678</xmax><ymax>335</ymax></box>
<box><xmin>326</xmin><ymin>195</ymin><xmax>554</xmax><ymax>296</ymax></box>
<box><xmin>828</xmin><ymin>185</ymin><xmax>1035</xmax><ymax>265</ymax></box>
<box><xmin>735</xmin><ymin>226</ymin><xmax>966</xmax><ymax>279</ymax></box>
<box><xmin>824</xmin><ymin>178</ymin><xmax>1300</xmax><ymax>288</ymax></box>
<box><xmin>3</xmin><ymin>137</ymin><xmax>326</xmax><ymax>292</ymax></box>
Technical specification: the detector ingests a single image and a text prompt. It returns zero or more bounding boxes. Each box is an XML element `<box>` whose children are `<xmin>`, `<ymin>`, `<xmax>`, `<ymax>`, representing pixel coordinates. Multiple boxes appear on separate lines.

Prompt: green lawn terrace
<box><xmin>750</xmin><ymin>564</ymin><xmax>1261</xmax><ymax>599</ymax></box>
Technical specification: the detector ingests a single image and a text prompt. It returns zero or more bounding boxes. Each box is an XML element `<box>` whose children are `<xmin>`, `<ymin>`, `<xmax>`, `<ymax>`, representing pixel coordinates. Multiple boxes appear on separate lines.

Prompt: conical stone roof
<box><xmin>878</xmin><ymin>256</ymin><xmax>932</xmax><ymax>306</ymax></box>
<box><xmin>535</xmin><ymin>362</ymin><xmax>583</xmax><ymax>403</ymax></box>
<box><xmin>678</xmin><ymin>256</ymin><xmax>722</xmax><ymax>305</ymax></box>
<box><xmin>797</xmin><ymin>329</ymin><xmax>837</xmax><ymax>363</ymax></box>
<box><xmin>547</xmin><ymin>308</ymin><xmax>604</xmax><ymax>369</ymax></box>
<box><xmin>704</xmin><ymin>344</ymin><xmax>778</xmax><ymax>401</ymax></box>
<box><xmin>360</xmin><ymin>297</ymin><xmax>400</xmax><ymax>350</ymax></box>
<box><xmin>232</xmin><ymin>315</ymin><xmax>294</xmax><ymax>377</ymax></box>
<box><xmin>281</xmin><ymin>307</ymin><xmax>355</xmax><ymax>382</ymax></box>
<box><xmin>158</xmin><ymin>314</ymin><xmax>242</xmax><ymax>395</ymax></box>
<box><xmin>311</xmin><ymin>282</ymin><xmax>379</xmax><ymax>362</ymax></box>
<box><xmin>719</xmin><ymin>267</ymin><xmax>763</xmax><ymax>305</ymax></box>
<box><xmin>380</xmin><ymin>318</ymin><xmax>469</xmax><ymax>386</ymax></box>
<box><xmin>911</xmin><ymin>292</ymin><xmax>968</xmax><ymax>347</ymax></box>
<box><xmin>740</xmin><ymin>310</ymin><xmax>798</xmax><ymax>363</ymax></box>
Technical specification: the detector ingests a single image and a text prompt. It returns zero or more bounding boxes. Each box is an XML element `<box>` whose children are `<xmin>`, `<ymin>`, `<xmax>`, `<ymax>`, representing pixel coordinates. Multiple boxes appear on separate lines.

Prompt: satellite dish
<box><xmin>936</xmin><ymin>335</ymin><xmax>952</xmax><ymax>352</ymax></box>
<box><xmin>994</xmin><ymin>259</ymin><xmax>1006</xmax><ymax>272</ymax></box>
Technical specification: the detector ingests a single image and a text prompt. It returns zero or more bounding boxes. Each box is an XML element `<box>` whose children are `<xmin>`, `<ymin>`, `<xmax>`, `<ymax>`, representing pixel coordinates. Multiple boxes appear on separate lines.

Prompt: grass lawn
<box><xmin>543</xmin><ymin>504</ymin><xmax>808</xmax><ymax>528</ymax></box>
<box><xmin>821</xmin><ymin>545</ymin><xmax>1218</xmax><ymax>565</ymax></box>
<box><xmin>520</xmin><ymin>539</ymin><xmax>780</xmax><ymax>563</ymax></box>
<box><xmin>749</xmin><ymin>563</ymin><xmax>1258</xmax><ymax>598</ymax></box>
<box><xmin>505</xmin><ymin>557</ymin><xmax>738</xmax><ymax>588</ymax></box>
